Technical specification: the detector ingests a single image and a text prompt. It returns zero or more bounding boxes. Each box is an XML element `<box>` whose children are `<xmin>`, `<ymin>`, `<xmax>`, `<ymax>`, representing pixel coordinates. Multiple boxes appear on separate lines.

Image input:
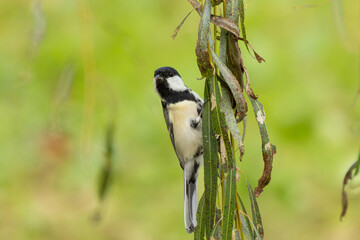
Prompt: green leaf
<box><xmin>222</xmin><ymin>169</ymin><xmax>236</xmax><ymax>240</ymax></box>
<box><xmin>239</xmin><ymin>0</ymin><xmax>249</xmax><ymax>51</ymax></box>
<box><xmin>219</xmin><ymin>85</ymin><xmax>244</xmax><ymax>161</ymax></box>
<box><xmin>219</xmin><ymin>28</ymin><xmax>227</xmax><ymax>63</ymax></box>
<box><xmin>340</xmin><ymin>150</ymin><xmax>360</xmax><ymax>220</ymax></box>
<box><xmin>195</xmin><ymin>0</ymin><xmax>212</xmax><ymax>77</ymax></box>
<box><xmin>246</xmin><ymin>215</ymin><xmax>263</xmax><ymax>240</ymax></box>
<box><xmin>210</xmin><ymin>216</ymin><xmax>223</xmax><ymax>239</ymax></box>
<box><xmin>210</xmin><ymin>76</ymin><xmax>222</xmax><ymax>137</ymax></box>
<box><xmin>203</xmin><ymin>77</ymin><xmax>219</xmax><ymax>239</ymax></box>
<box><xmin>226</xmin><ymin>0</ymin><xmax>240</xmax><ymax>23</ymax></box>
<box><xmin>246</xmin><ymin>96</ymin><xmax>276</xmax><ymax>196</ymax></box>
<box><xmin>210</xmin><ymin>46</ymin><xmax>247</xmax><ymax>122</ymax></box>
<box><xmin>239</xmin><ymin>215</ymin><xmax>253</xmax><ymax>240</ymax></box>
<box><xmin>194</xmin><ymin>194</ymin><xmax>206</xmax><ymax>240</ymax></box>
<box><xmin>239</xmin><ymin>215</ymin><xmax>265</xmax><ymax>240</ymax></box>
<box><xmin>209</xmin><ymin>75</ymin><xmax>234</xmax><ymax>170</ymax></box>
<box><xmin>237</xmin><ymin>194</ymin><xmax>254</xmax><ymax>240</ymax></box>
<box><xmin>245</xmin><ymin>179</ymin><xmax>264</xmax><ymax>238</ymax></box>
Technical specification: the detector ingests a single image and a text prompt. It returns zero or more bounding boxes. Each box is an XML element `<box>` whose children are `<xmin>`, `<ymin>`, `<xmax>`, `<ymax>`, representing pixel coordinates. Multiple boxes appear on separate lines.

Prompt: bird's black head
<box><xmin>154</xmin><ymin>66</ymin><xmax>181</xmax><ymax>80</ymax></box>
<box><xmin>153</xmin><ymin>66</ymin><xmax>191</xmax><ymax>103</ymax></box>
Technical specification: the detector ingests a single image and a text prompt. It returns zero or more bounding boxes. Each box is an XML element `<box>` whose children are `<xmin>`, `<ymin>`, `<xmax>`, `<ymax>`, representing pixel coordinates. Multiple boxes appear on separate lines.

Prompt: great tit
<box><xmin>153</xmin><ymin>67</ymin><xmax>203</xmax><ymax>233</ymax></box>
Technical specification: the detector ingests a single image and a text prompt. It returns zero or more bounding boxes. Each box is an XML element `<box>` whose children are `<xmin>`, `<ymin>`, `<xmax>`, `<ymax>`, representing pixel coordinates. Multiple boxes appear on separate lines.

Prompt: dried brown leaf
<box><xmin>246</xmin><ymin>99</ymin><xmax>276</xmax><ymax>197</ymax></box>
<box><xmin>340</xmin><ymin>153</ymin><xmax>360</xmax><ymax>220</ymax></box>
<box><xmin>254</xmin><ymin>50</ymin><xmax>265</xmax><ymax>63</ymax></box>
<box><xmin>243</xmin><ymin>66</ymin><xmax>257</xmax><ymax>100</ymax></box>
<box><xmin>171</xmin><ymin>9</ymin><xmax>194</xmax><ymax>39</ymax></box>
<box><xmin>210</xmin><ymin>15</ymin><xmax>240</xmax><ymax>37</ymax></box>
<box><xmin>211</xmin><ymin>47</ymin><xmax>247</xmax><ymax>122</ymax></box>
<box><xmin>237</xmin><ymin>37</ymin><xmax>265</xmax><ymax>63</ymax></box>
<box><xmin>188</xmin><ymin>0</ymin><xmax>240</xmax><ymax>38</ymax></box>
<box><xmin>195</xmin><ymin>0</ymin><xmax>212</xmax><ymax>77</ymax></box>
<box><xmin>227</xmin><ymin>35</ymin><xmax>244</xmax><ymax>90</ymax></box>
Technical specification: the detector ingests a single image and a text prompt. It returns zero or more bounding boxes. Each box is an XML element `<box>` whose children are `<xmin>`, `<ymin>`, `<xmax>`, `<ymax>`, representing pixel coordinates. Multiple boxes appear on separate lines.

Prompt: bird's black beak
<box><xmin>154</xmin><ymin>75</ymin><xmax>164</xmax><ymax>81</ymax></box>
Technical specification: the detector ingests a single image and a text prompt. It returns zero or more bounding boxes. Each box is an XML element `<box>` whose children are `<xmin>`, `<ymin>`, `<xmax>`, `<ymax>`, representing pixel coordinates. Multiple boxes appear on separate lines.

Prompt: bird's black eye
<box><xmin>168</xmin><ymin>72</ymin><xmax>174</xmax><ymax>77</ymax></box>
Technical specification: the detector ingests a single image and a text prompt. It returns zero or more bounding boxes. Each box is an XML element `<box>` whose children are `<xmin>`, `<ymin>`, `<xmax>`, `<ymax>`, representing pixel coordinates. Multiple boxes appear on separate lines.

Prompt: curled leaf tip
<box><xmin>254</xmin><ymin>50</ymin><xmax>265</xmax><ymax>63</ymax></box>
<box><xmin>171</xmin><ymin>9</ymin><xmax>194</xmax><ymax>40</ymax></box>
<box><xmin>340</xmin><ymin>152</ymin><xmax>360</xmax><ymax>220</ymax></box>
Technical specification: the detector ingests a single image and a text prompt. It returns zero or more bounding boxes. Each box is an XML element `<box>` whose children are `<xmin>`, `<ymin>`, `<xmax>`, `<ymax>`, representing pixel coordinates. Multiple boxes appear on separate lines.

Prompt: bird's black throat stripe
<box><xmin>156</xmin><ymin>80</ymin><xmax>197</xmax><ymax>104</ymax></box>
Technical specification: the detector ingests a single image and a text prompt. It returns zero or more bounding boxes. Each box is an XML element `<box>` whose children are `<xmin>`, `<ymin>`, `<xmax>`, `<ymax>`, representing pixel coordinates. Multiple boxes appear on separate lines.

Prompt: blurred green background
<box><xmin>0</xmin><ymin>0</ymin><xmax>359</xmax><ymax>239</ymax></box>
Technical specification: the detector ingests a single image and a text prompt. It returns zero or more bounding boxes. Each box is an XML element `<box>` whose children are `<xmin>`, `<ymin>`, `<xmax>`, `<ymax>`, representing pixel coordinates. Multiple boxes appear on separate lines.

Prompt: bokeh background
<box><xmin>0</xmin><ymin>0</ymin><xmax>359</xmax><ymax>239</ymax></box>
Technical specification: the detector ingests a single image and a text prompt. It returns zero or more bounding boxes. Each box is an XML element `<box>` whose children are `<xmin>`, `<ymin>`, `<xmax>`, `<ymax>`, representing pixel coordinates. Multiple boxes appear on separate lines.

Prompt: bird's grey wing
<box><xmin>162</xmin><ymin>104</ymin><xmax>184</xmax><ymax>169</ymax></box>
<box><xmin>190</xmin><ymin>89</ymin><xmax>204</xmax><ymax>104</ymax></box>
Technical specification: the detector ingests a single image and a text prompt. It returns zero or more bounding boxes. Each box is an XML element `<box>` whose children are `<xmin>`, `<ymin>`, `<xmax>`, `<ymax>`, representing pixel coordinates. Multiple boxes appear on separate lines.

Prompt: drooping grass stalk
<box><xmin>341</xmin><ymin>149</ymin><xmax>360</xmax><ymax>220</ymax></box>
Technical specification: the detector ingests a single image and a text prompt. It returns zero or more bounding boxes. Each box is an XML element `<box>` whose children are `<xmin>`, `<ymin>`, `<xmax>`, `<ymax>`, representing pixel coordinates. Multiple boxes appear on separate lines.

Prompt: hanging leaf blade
<box><xmin>245</xmin><ymin>179</ymin><xmax>264</xmax><ymax>238</ymax></box>
<box><xmin>222</xmin><ymin>169</ymin><xmax>236</xmax><ymax>240</ymax></box>
<box><xmin>210</xmin><ymin>46</ymin><xmax>247</xmax><ymax>122</ymax></box>
<box><xmin>194</xmin><ymin>194</ymin><xmax>206</xmax><ymax>240</ymax></box>
<box><xmin>245</xmin><ymin>94</ymin><xmax>276</xmax><ymax>196</ymax></box>
<box><xmin>226</xmin><ymin>0</ymin><xmax>240</xmax><ymax>23</ymax></box>
<box><xmin>219</xmin><ymin>85</ymin><xmax>245</xmax><ymax>161</ymax></box>
<box><xmin>195</xmin><ymin>0</ymin><xmax>212</xmax><ymax>77</ymax></box>
<box><xmin>239</xmin><ymin>0</ymin><xmax>249</xmax><ymax>51</ymax></box>
<box><xmin>340</xmin><ymin>150</ymin><xmax>360</xmax><ymax>220</ymax></box>
<box><xmin>237</xmin><ymin>193</ymin><xmax>255</xmax><ymax>240</ymax></box>
<box><xmin>203</xmin><ymin>78</ymin><xmax>219</xmax><ymax>239</ymax></box>
<box><xmin>210</xmin><ymin>75</ymin><xmax>234</xmax><ymax>170</ymax></box>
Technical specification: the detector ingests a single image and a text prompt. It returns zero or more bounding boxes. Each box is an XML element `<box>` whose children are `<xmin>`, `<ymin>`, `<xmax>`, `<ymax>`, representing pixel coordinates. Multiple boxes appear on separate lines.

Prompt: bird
<box><xmin>153</xmin><ymin>66</ymin><xmax>204</xmax><ymax>233</ymax></box>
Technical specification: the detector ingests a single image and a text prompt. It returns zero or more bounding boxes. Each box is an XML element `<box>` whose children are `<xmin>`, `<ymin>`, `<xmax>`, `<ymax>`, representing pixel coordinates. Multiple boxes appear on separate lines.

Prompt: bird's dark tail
<box><xmin>184</xmin><ymin>162</ymin><xmax>200</xmax><ymax>233</ymax></box>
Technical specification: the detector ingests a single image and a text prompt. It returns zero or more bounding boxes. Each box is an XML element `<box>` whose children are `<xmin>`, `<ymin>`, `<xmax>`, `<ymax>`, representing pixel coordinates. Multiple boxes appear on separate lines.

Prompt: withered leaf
<box><xmin>188</xmin><ymin>0</ymin><xmax>240</xmax><ymax>38</ymax></box>
<box><xmin>195</xmin><ymin>0</ymin><xmax>212</xmax><ymax>77</ymax></box>
<box><xmin>340</xmin><ymin>152</ymin><xmax>360</xmax><ymax>220</ymax></box>
<box><xmin>171</xmin><ymin>9</ymin><xmax>194</xmax><ymax>39</ymax></box>
<box><xmin>210</xmin><ymin>46</ymin><xmax>247</xmax><ymax>122</ymax></box>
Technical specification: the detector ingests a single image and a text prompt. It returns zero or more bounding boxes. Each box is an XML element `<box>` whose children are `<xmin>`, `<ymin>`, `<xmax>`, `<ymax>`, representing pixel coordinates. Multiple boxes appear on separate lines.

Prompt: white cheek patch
<box><xmin>167</xmin><ymin>75</ymin><xmax>187</xmax><ymax>91</ymax></box>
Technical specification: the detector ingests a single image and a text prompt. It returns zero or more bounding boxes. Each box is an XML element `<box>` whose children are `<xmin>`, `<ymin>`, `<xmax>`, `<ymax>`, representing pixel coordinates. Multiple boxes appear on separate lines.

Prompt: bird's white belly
<box><xmin>168</xmin><ymin>101</ymin><xmax>202</xmax><ymax>162</ymax></box>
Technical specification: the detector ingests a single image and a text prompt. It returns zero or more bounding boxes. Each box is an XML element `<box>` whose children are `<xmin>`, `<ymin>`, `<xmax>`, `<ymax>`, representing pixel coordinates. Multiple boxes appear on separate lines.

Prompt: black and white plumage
<box><xmin>153</xmin><ymin>67</ymin><xmax>203</xmax><ymax>233</ymax></box>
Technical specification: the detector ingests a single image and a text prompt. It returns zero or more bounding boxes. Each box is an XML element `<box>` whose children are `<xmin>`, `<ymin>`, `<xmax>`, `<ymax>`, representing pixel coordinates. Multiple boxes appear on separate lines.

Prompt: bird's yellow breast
<box><xmin>168</xmin><ymin>101</ymin><xmax>202</xmax><ymax>162</ymax></box>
